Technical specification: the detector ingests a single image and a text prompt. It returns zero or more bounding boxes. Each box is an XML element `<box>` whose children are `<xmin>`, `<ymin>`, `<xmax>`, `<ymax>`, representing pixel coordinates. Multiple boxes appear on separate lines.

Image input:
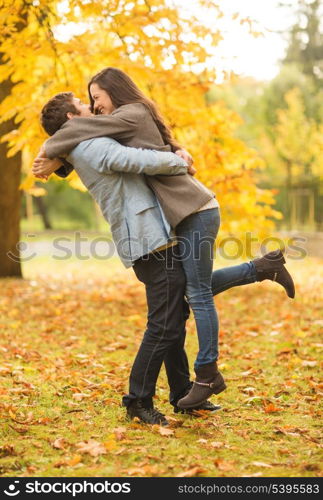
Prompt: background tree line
<box><xmin>208</xmin><ymin>0</ymin><xmax>323</xmax><ymax>231</ymax></box>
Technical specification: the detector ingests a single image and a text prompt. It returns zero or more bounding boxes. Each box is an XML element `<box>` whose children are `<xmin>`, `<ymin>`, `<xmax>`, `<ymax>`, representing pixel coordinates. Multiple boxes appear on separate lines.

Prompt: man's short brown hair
<box><xmin>40</xmin><ymin>92</ymin><xmax>80</xmax><ymax>136</ymax></box>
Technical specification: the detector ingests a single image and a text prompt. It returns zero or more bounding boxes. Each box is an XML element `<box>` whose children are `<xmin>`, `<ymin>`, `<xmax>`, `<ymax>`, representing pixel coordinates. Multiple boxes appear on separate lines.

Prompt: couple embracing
<box><xmin>33</xmin><ymin>67</ymin><xmax>295</xmax><ymax>427</ymax></box>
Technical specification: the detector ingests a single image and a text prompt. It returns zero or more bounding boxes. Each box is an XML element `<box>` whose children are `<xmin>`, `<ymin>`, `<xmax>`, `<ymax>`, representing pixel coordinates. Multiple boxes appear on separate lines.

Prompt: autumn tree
<box><xmin>275</xmin><ymin>88</ymin><xmax>323</xmax><ymax>183</ymax></box>
<box><xmin>261</xmin><ymin>0</ymin><xmax>323</xmax><ymax>127</ymax></box>
<box><xmin>0</xmin><ymin>0</ymin><xmax>281</xmax><ymax>277</ymax></box>
<box><xmin>283</xmin><ymin>0</ymin><xmax>323</xmax><ymax>86</ymax></box>
<box><xmin>259</xmin><ymin>88</ymin><xmax>323</xmax><ymax>228</ymax></box>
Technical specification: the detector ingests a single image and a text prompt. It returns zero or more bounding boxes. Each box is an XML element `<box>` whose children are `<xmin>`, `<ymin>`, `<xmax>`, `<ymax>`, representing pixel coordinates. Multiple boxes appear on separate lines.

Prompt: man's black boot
<box><xmin>126</xmin><ymin>400</ymin><xmax>169</xmax><ymax>426</ymax></box>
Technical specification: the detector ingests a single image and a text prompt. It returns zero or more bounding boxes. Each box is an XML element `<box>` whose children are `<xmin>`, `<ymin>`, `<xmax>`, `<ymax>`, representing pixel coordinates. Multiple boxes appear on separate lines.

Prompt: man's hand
<box><xmin>175</xmin><ymin>149</ymin><xmax>193</xmax><ymax>166</ymax></box>
<box><xmin>175</xmin><ymin>149</ymin><xmax>196</xmax><ymax>176</ymax></box>
<box><xmin>32</xmin><ymin>157</ymin><xmax>62</xmax><ymax>178</ymax></box>
<box><xmin>186</xmin><ymin>165</ymin><xmax>197</xmax><ymax>176</ymax></box>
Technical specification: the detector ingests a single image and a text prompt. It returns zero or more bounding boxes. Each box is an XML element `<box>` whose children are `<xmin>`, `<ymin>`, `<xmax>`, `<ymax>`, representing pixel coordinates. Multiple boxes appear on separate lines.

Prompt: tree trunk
<box><xmin>286</xmin><ymin>159</ymin><xmax>292</xmax><ymax>230</ymax></box>
<box><xmin>34</xmin><ymin>196</ymin><xmax>52</xmax><ymax>230</ymax></box>
<box><xmin>0</xmin><ymin>57</ymin><xmax>22</xmax><ymax>278</ymax></box>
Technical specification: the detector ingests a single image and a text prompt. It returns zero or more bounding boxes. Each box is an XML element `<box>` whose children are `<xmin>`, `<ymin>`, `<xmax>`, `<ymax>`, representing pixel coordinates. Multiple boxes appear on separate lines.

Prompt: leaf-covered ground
<box><xmin>0</xmin><ymin>253</ymin><xmax>322</xmax><ymax>477</ymax></box>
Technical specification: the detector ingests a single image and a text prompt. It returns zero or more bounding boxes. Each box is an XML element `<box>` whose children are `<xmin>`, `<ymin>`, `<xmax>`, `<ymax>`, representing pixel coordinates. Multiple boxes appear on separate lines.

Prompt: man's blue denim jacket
<box><xmin>65</xmin><ymin>137</ymin><xmax>187</xmax><ymax>267</ymax></box>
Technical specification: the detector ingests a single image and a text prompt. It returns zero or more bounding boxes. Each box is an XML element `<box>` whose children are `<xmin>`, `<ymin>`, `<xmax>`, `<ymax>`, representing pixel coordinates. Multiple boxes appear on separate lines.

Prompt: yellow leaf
<box><xmin>103</xmin><ymin>439</ymin><xmax>118</xmax><ymax>451</ymax></box>
<box><xmin>67</xmin><ymin>454</ymin><xmax>82</xmax><ymax>466</ymax></box>
<box><xmin>19</xmin><ymin>175</ymin><xmax>35</xmax><ymax>191</ymax></box>
<box><xmin>9</xmin><ymin>410</ymin><xmax>16</xmax><ymax>420</ymax></box>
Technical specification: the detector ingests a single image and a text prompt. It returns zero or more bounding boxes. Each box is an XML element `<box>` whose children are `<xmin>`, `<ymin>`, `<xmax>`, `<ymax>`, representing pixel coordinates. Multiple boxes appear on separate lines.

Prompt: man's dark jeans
<box><xmin>122</xmin><ymin>246</ymin><xmax>191</xmax><ymax>408</ymax></box>
<box><xmin>121</xmin><ymin>245</ymin><xmax>257</xmax><ymax>409</ymax></box>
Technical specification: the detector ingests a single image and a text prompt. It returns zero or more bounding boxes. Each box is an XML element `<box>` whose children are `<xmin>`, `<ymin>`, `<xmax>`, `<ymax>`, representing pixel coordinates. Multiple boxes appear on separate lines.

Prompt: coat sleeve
<box><xmin>54</xmin><ymin>158</ymin><xmax>74</xmax><ymax>178</ymax></box>
<box><xmin>68</xmin><ymin>138</ymin><xmax>188</xmax><ymax>176</ymax></box>
<box><xmin>44</xmin><ymin>105</ymin><xmax>141</xmax><ymax>159</ymax></box>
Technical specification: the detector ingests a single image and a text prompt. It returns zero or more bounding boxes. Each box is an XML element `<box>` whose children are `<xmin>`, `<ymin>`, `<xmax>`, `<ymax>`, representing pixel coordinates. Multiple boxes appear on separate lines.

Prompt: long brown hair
<box><xmin>88</xmin><ymin>67</ymin><xmax>181</xmax><ymax>151</ymax></box>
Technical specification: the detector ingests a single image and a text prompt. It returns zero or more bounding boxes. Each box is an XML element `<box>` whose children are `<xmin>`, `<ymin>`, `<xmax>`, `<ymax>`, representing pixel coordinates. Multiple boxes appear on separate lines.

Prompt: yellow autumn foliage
<box><xmin>0</xmin><ymin>0</ymin><xmax>281</xmax><ymax>243</ymax></box>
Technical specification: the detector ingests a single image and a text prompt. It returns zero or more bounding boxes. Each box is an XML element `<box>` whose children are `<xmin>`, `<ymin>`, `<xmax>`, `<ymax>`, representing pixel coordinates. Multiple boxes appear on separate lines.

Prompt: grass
<box><xmin>0</xmin><ymin>251</ymin><xmax>322</xmax><ymax>478</ymax></box>
<box><xmin>21</xmin><ymin>213</ymin><xmax>109</xmax><ymax>234</ymax></box>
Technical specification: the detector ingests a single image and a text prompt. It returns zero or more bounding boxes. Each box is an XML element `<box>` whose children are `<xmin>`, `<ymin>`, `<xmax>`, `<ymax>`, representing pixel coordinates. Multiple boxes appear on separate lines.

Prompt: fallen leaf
<box><xmin>9</xmin><ymin>411</ymin><xmax>34</xmax><ymax>424</ymax></box>
<box><xmin>53</xmin><ymin>460</ymin><xmax>67</xmax><ymax>468</ymax></box>
<box><xmin>72</xmin><ymin>393</ymin><xmax>91</xmax><ymax>401</ymax></box>
<box><xmin>67</xmin><ymin>454</ymin><xmax>82</xmax><ymax>466</ymax></box>
<box><xmin>274</xmin><ymin>426</ymin><xmax>308</xmax><ymax>437</ymax></box>
<box><xmin>153</xmin><ymin>425</ymin><xmax>174</xmax><ymax>437</ymax></box>
<box><xmin>113</xmin><ymin>427</ymin><xmax>127</xmax><ymax>441</ymax></box>
<box><xmin>235</xmin><ymin>429</ymin><xmax>250</xmax><ymax>439</ymax></box>
<box><xmin>26</xmin><ymin>466</ymin><xmax>38</xmax><ymax>473</ymax></box>
<box><xmin>301</xmin><ymin>360</ymin><xmax>317</xmax><ymax>367</ymax></box>
<box><xmin>127</xmin><ymin>464</ymin><xmax>159</xmax><ymax>475</ymax></box>
<box><xmin>127</xmin><ymin>467</ymin><xmax>147</xmax><ymax>476</ymax></box>
<box><xmin>114</xmin><ymin>446</ymin><xmax>127</xmax><ymax>456</ymax></box>
<box><xmin>51</xmin><ymin>438</ymin><xmax>67</xmax><ymax>450</ymax></box>
<box><xmin>0</xmin><ymin>444</ymin><xmax>16</xmax><ymax>457</ymax></box>
<box><xmin>242</xmin><ymin>472</ymin><xmax>264</xmax><ymax>477</ymax></box>
<box><xmin>210</xmin><ymin>441</ymin><xmax>225</xmax><ymax>449</ymax></box>
<box><xmin>269</xmin><ymin>330</ymin><xmax>280</xmax><ymax>336</ymax></box>
<box><xmin>240</xmin><ymin>368</ymin><xmax>262</xmax><ymax>377</ymax></box>
<box><xmin>8</xmin><ymin>424</ymin><xmax>29</xmax><ymax>434</ymax></box>
<box><xmin>278</xmin><ymin>449</ymin><xmax>291</xmax><ymax>455</ymax></box>
<box><xmin>214</xmin><ymin>459</ymin><xmax>235</xmax><ymax>471</ymax></box>
<box><xmin>177</xmin><ymin>466</ymin><xmax>207</xmax><ymax>477</ymax></box>
<box><xmin>252</xmin><ymin>461</ymin><xmax>273</xmax><ymax>468</ymax></box>
<box><xmin>302</xmin><ymin>463</ymin><xmax>320</xmax><ymax>472</ymax></box>
<box><xmin>37</xmin><ymin>417</ymin><xmax>52</xmax><ymax>425</ymax></box>
<box><xmin>165</xmin><ymin>416</ymin><xmax>184</xmax><ymax>428</ymax></box>
<box><xmin>103</xmin><ymin>439</ymin><xmax>118</xmax><ymax>451</ymax></box>
<box><xmin>264</xmin><ymin>403</ymin><xmax>282</xmax><ymax>413</ymax></box>
<box><xmin>241</xmin><ymin>386</ymin><xmax>257</xmax><ymax>395</ymax></box>
<box><xmin>75</xmin><ymin>439</ymin><xmax>107</xmax><ymax>457</ymax></box>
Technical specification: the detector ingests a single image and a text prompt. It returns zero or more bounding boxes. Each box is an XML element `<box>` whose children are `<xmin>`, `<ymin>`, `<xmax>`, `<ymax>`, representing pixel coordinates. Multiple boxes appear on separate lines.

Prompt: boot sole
<box><xmin>174</xmin><ymin>405</ymin><xmax>222</xmax><ymax>414</ymax></box>
<box><xmin>126</xmin><ymin>413</ymin><xmax>169</xmax><ymax>426</ymax></box>
<box><xmin>177</xmin><ymin>383</ymin><xmax>227</xmax><ymax>409</ymax></box>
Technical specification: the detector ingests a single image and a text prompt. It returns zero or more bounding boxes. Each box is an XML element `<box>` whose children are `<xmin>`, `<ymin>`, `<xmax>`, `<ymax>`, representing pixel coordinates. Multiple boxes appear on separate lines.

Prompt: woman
<box><xmin>34</xmin><ymin>68</ymin><xmax>295</xmax><ymax>409</ymax></box>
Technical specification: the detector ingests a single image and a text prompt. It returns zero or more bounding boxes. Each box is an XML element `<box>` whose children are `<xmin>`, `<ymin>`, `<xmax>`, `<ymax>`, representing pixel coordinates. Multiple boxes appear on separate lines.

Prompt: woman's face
<box><xmin>90</xmin><ymin>83</ymin><xmax>115</xmax><ymax>115</ymax></box>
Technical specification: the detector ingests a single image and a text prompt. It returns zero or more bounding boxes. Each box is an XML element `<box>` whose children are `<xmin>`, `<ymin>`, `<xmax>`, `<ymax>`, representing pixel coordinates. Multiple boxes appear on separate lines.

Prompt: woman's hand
<box><xmin>175</xmin><ymin>149</ymin><xmax>196</xmax><ymax>175</ymax></box>
<box><xmin>32</xmin><ymin>157</ymin><xmax>62</xmax><ymax>179</ymax></box>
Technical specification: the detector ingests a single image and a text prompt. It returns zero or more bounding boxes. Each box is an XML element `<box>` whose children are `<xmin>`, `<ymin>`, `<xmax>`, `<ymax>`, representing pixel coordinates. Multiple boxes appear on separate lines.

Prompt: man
<box><xmin>34</xmin><ymin>93</ymin><xmax>220</xmax><ymax>426</ymax></box>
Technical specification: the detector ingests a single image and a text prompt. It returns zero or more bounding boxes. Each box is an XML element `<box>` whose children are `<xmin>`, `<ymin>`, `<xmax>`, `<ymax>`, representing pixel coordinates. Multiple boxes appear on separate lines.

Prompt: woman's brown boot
<box><xmin>177</xmin><ymin>362</ymin><xmax>226</xmax><ymax>409</ymax></box>
<box><xmin>252</xmin><ymin>249</ymin><xmax>295</xmax><ymax>298</ymax></box>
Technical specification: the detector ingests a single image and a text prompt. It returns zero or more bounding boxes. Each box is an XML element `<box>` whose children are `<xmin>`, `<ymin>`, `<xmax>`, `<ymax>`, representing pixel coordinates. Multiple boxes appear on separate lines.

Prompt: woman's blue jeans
<box><xmin>175</xmin><ymin>207</ymin><xmax>256</xmax><ymax>370</ymax></box>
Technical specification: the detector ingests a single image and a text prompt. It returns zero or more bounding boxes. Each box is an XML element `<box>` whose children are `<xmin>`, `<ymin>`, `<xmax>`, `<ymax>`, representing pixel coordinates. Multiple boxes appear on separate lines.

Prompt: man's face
<box><xmin>71</xmin><ymin>97</ymin><xmax>92</xmax><ymax>117</ymax></box>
